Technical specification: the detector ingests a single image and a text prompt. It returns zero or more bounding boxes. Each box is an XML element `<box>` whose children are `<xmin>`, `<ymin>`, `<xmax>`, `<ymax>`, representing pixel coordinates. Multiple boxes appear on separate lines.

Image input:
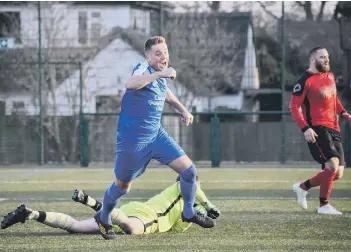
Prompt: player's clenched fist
<box><xmin>180</xmin><ymin>111</ymin><xmax>193</xmax><ymax>126</ymax></box>
<box><xmin>304</xmin><ymin>128</ymin><xmax>318</xmax><ymax>143</ymax></box>
<box><xmin>159</xmin><ymin>67</ymin><xmax>176</xmax><ymax>80</ymax></box>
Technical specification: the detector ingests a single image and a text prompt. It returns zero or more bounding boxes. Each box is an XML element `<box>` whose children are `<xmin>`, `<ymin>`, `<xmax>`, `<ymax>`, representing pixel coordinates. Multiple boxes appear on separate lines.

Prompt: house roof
<box><xmin>0</xmin><ymin>47</ymin><xmax>94</xmax><ymax>93</ymax></box>
<box><xmin>71</xmin><ymin>1</ymin><xmax>175</xmax><ymax>10</ymax></box>
<box><xmin>0</xmin><ymin>11</ymin><xmax>253</xmax><ymax>96</ymax></box>
<box><xmin>0</xmin><ymin>1</ymin><xmax>175</xmax><ymax>10</ymax></box>
<box><xmin>114</xmin><ymin>12</ymin><xmax>253</xmax><ymax>95</ymax></box>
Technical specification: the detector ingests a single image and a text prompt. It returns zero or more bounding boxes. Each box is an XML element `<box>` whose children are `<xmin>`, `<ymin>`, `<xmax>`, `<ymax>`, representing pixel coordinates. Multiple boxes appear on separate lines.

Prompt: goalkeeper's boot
<box><xmin>72</xmin><ymin>189</ymin><xmax>88</xmax><ymax>204</ymax></box>
<box><xmin>202</xmin><ymin>202</ymin><xmax>221</xmax><ymax>219</ymax></box>
<box><xmin>292</xmin><ymin>182</ymin><xmax>308</xmax><ymax>210</ymax></box>
<box><xmin>94</xmin><ymin>212</ymin><xmax>117</xmax><ymax>240</ymax></box>
<box><xmin>1</xmin><ymin>204</ymin><xmax>32</xmax><ymax>229</ymax></box>
<box><xmin>182</xmin><ymin>211</ymin><xmax>216</xmax><ymax>228</ymax></box>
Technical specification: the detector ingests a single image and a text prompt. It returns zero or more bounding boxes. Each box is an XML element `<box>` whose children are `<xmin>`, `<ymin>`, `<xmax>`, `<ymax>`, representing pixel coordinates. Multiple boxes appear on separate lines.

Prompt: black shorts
<box><xmin>307</xmin><ymin>126</ymin><xmax>345</xmax><ymax>166</ymax></box>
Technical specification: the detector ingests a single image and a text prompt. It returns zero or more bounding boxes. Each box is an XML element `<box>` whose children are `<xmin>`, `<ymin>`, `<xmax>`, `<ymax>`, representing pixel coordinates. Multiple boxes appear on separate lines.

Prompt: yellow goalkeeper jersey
<box><xmin>113</xmin><ymin>181</ymin><xmax>209</xmax><ymax>234</ymax></box>
<box><xmin>145</xmin><ymin>181</ymin><xmax>191</xmax><ymax>233</ymax></box>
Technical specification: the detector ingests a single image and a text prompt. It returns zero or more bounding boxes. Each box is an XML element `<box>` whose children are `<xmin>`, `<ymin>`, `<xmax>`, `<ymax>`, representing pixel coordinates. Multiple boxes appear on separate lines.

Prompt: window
<box><xmin>90</xmin><ymin>23</ymin><xmax>101</xmax><ymax>44</ymax></box>
<box><xmin>12</xmin><ymin>101</ymin><xmax>25</xmax><ymax>115</ymax></box>
<box><xmin>78</xmin><ymin>12</ymin><xmax>87</xmax><ymax>45</ymax></box>
<box><xmin>0</xmin><ymin>12</ymin><xmax>21</xmax><ymax>44</ymax></box>
<box><xmin>92</xmin><ymin>12</ymin><xmax>100</xmax><ymax>18</ymax></box>
<box><xmin>55</xmin><ymin>65</ymin><xmax>70</xmax><ymax>83</ymax></box>
<box><xmin>130</xmin><ymin>8</ymin><xmax>148</xmax><ymax>33</ymax></box>
<box><xmin>90</xmin><ymin>11</ymin><xmax>101</xmax><ymax>44</ymax></box>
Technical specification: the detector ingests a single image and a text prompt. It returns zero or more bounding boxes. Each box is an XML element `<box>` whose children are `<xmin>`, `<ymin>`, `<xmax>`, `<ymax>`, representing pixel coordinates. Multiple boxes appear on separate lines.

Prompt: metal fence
<box><xmin>0</xmin><ymin>61</ymin><xmax>83</xmax><ymax>165</ymax></box>
<box><xmin>1</xmin><ymin>109</ymin><xmax>350</xmax><ymax>167</ymax></box>
<box><xmin>79</xmin><ymin>112</ymin><xmax>351</xmax><ymax>167</ymax></box>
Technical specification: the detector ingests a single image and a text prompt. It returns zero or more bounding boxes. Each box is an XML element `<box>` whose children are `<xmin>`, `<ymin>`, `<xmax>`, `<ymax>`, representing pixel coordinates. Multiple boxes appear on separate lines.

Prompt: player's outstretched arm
<box><xmin>195</xmin><ymin>185</ymin><xmax>221</xmax><ymax>219</ymax></box>
<box><xmin>337</xmin><ymin>97</ymin><xmax>351</xmax><ymax>123</ymax></box>
<box><xmin>166</xmin><ymin>88</ymin><xmax>193</xmax><ymax>126</ymax></box>
<box><xmin>336</xmin><ymin>97</ymin><xmax>346</xmax><ymax>115</ymax></box>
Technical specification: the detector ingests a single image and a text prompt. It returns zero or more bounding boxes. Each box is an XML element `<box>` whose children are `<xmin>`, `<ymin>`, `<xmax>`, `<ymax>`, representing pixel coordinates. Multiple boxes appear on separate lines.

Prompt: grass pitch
<box><xmin>0</xmin><ymin>168</ymin><xmax>350</xmax><ymax>252</ymax></box>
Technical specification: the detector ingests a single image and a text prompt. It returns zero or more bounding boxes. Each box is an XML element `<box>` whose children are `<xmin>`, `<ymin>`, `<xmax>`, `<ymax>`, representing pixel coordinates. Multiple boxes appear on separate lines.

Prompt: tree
<box><xmin>257</xmin><ymin>1</ymin><xmax>330</xmax><ymax>22</ymax></box>
<box><xmin>333</xmin><ymin>1</ymin><xmax>351</xmax><ymax>106</ymax></box>
<box><xmin>207</xmin><ymin>1</ymin><xmax>220</xmax><ymax>12</ymax></box>
<box><xmin>164</xmin><ymin>12</ymin><xmax>244</xmax><ymax>98</ymax></box>
<box><xmin>0</xmin><ymin>2</ymin><xmax>109</xmax><ymax>164</ymax></box>
<box><xmin>333</xmin><ymin>2</ymin><xmax>351</xmax><ymax>20</ymax></box>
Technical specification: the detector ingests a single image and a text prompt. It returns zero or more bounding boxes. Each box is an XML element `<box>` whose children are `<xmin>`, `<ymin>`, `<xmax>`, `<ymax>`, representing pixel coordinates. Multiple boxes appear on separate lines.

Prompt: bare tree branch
<box><xmin>294</xmin><ymin>1</ymin><xmax>314</xmax><ymax>20</ymax></box>
<box><xmin>317</xmin><ymin>1</ymin><xmax>327</xmax><ymax>21</ymax></box>
<box><xmin>256</xmin><ymin>1</ymin><xmax>280</xmax><ymax>20</ymax></box>
<box><xmin>295</xmin><ymin>1</ymin><xmax>305</xmax><ymax>8</ymax></box>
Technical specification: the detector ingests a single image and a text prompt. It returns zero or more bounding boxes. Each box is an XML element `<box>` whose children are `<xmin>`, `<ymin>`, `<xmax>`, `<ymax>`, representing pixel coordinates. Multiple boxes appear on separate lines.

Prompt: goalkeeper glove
<box><xmin>202</xmin><ymin>202</ymin><xmax>221</xmax><ymax>219</ymax></box>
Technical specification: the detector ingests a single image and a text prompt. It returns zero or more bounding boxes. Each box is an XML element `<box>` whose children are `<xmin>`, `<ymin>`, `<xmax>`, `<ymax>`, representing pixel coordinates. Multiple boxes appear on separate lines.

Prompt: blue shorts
<box><xmin>114</xmin><ymin>128</ymin><xmax>185</xmax><ymax>182</ymax></box>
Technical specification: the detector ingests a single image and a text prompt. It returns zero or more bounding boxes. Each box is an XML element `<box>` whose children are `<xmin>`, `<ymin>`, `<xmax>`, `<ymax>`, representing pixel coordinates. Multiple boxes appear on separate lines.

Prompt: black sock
<box><xmin>320</xmin><ymin>197</ymin><xmax>328</xmax><ymax>206</ymax></box>
<box><xmin>37</xmin><ymin>211</ymin><xmax>46</xmax><ymax>223</ymax></box>
<box><xmin>303</xmin><ymin>180</ymin><xmax>312</xmax><ymax>190</ymax></box>
<box><xmin>92</xmin><ymin>201</ymin><xmax>102</xmax><ymax>212</ymax></box>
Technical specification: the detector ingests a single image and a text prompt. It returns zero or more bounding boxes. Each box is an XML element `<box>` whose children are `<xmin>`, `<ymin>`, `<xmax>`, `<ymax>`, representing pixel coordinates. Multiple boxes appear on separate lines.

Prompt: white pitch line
<box><xmin>1</xmin><ymin>180</ymin><xmax>350</xmax><ymax>184</ymax></box>
<box><xmin>0</xmin><ymin>169</ymin><xmax>65</xmax><ymax>179</ymax></box>
<box><xmin>0</xmin><ymin>196</ymin><xmax>351</xmax><ymax>202</ymax></box>
<box><xmin>0</xmin><ymin>168</ymin><xmax>323</xmax><ymax>173</ymax></box>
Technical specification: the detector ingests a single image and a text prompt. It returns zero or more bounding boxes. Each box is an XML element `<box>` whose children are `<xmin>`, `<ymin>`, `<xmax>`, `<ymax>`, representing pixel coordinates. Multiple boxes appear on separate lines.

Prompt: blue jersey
<box><xmin>117</xmin><ymin>62</ymin><xmax>168</xmax><ymax>145</ymax></box>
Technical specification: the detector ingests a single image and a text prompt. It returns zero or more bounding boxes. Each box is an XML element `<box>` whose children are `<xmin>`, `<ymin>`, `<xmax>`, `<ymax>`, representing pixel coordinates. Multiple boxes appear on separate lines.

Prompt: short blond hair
<box><xmin>144</xmin><ymin>36</ymin><xmax>166</xmax><ymax>54</ymax></box>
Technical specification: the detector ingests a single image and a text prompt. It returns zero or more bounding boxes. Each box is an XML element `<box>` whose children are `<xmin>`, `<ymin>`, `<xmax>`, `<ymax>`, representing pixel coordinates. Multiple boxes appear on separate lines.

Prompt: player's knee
<box><xmin>120</xmin><ymin>223</ymin><xmax>143</xmax><ymax>235</ymax></box>
<box><xmin>119</xmin><ymin>223</ymin><xmax>132</xmax><ymax>234</ymax></box>
<box><xmin>179</xmin><ymin>164</ymin><xmax>197</xmax><ymax>182</ymax></box>
<box><xmin>115</xmin><ymin>180</ymin><xmax>132</xmax><ymax>193</ymax></box>
<box><xmin>334</xmin><ymin>166</ymin><xmax>344</xmax><ymax>180</ymax></box>
<box><xmin>326</xmin><ymin>157</ymin><xmax>339</xmax><ymax>172</ymax></box>
<box><xmin>67</xmin><ymin>219</ymin><xmax>81</xmax><ymax>233</ymax></box>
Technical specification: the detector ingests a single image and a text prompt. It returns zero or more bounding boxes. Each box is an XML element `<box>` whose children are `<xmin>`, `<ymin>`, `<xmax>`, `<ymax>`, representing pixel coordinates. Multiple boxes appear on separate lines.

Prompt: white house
<box><xmin>0</xmin><ymin>1</ymin><xmax>167</xmax><ymax>48</ymax></box>
<box><xmin>1</xmin><ymin>2</ymin><xmax>260</xmax><ymax>119</ymax></box>
<box><xmin>42</xmin><ymin>37</ymin><xmax>193</xmax><ymax>116</ymax></box>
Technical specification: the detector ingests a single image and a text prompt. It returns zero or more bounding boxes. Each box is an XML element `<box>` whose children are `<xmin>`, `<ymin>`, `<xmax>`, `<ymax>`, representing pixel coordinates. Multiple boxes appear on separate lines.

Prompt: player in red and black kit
<box><xmin>290</xmin><ymin>47</ymin><xmax>351</xmax><ymax>215</ymax></box>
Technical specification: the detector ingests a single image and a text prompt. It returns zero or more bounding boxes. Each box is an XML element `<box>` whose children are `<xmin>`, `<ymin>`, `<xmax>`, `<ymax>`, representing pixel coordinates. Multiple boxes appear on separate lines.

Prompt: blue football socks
<box><xmin>99</xmin><ymin>183</ymin><xmax>127</xmax><ymax>225</ymax></box>
<box><xmin>179</xmin><ymin>164</ymin><xmax>197</xmax><ymax>219</ymax></box>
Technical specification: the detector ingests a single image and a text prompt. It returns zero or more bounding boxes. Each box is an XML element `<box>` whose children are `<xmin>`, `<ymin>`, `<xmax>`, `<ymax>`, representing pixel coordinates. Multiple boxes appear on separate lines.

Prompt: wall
<box><xmin>1</xmin><ymin>3</ymin><xmax>151</xmax><ymax>48</ymax></box>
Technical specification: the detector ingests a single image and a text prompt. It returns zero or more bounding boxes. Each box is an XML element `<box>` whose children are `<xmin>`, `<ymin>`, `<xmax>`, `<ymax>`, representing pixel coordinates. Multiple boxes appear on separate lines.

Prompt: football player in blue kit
<box><xmin>95</xmin><ymin>36</ymin><xmax>215</xmax><ymax>240</ymax></box>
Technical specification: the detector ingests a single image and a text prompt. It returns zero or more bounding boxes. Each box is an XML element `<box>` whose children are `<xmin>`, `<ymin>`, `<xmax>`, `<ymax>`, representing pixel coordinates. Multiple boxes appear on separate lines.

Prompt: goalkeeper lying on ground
<box><xmin>1</xmin><ymin>176</ymin><xmax>220</xmax><ymax>235</ymax></box>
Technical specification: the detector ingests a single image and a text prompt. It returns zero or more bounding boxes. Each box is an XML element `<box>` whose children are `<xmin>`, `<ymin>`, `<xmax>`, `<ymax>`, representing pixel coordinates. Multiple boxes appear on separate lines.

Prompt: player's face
<box><xmin>312</xmin><ymin>49</ymin><xmax>330</xmax><ymax>73</ymax></box>
<box><xmin>146</xmin><ymin>42</ymin><xmax>169</xmax><ymax>71</ymax></box>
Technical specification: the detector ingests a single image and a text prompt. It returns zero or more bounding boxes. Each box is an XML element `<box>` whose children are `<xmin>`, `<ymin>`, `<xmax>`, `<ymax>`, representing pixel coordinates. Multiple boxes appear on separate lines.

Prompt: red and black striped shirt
<box><xmin>289</xmin><ymin>71</ymin><xmax>345</xmax><ymax>132</ymax></box>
